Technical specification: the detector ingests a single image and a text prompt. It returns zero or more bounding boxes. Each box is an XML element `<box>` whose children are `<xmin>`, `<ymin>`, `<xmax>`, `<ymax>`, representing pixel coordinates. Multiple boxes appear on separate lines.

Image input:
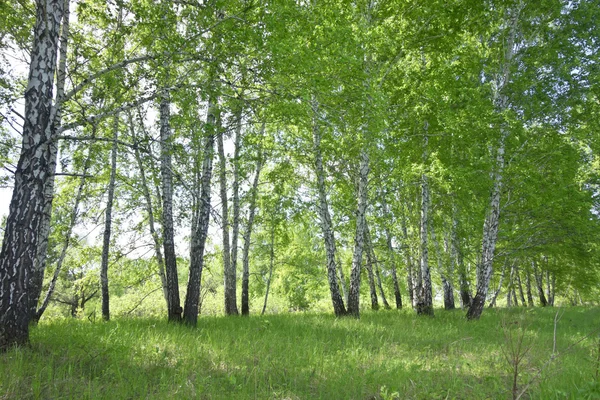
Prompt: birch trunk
<box><xmin>230</xmin><ymin>107</ymin><xmax>243</xmax><ymax>314</ymax></box>
<box><xmin>130</xmin><ymin>114</ymin><xmax>168</xmax><ymax>307</ymax></box>
<box><xmin>417</xmin><ymin>130</ymin><xmax>433</xmax><ymax>316</ymax></box>
<box><xmin>488</xmin><ymin>260</ymin><xmax>508</xmax><ymax>308</ymax></box>
<box><xmin>400</xmin><ymin>200</ymin><xmax>416</xmax><ymax>308</ymax></box>
<box><xmin>466</xmin><ymin>128</ymin><xmax>507</xmax><ymax>319</ymax></box>
<box><xmin>364</xmin><ymin>236</ymin><xmax>379</xmax><ymax>310</ymax></box>
<box><xmin>218</xmin><ymin>129</ymin><xmax>238</xmax><ymax>315</ymax></box>
<box><xmin>0</xmin><ymin>0</ymin><xmax>64</xmax><ymax>349</ymax></box>
<box><xmin>431</xmin><ymin>222</ymin><xmax>454</xmax><ymax>310</ymax></box>
<box><xmin>241</xmin><ymin>146</ymin><xmax>263</xmax><ymax>315</ymax></box>
<box><xmin>183</xmin><ymin>98</ymin><xmax>217</xmax><ymax>326</ymax></box>
<box><xmin>347</xmin><ymin>149</ymin><xmax>370</xmax><ymax>317</ymax></box>
<box><xmin>452</xmin><ymin>212</ymin><xmax>472</xmax><ymax>309</ymax></box>
<box><xmin>160</xmin><ymin>91</ymin><xmax>182</xmax><ymax>322</ymax></box>
<box><xmin>34</xmin><ymin>135</ymin><xmax>92</xmax><ymax>323</ymax></box>
<box><xmin>532</xmin><ymin>260</ymin><xmax>547</xmax><ymax>307</ymax></box>
<box><xmin>525</xmin><ymin>269</ymin><xmax>535</xmax><ymax>307</ymax></box>
<box><xmin>29</xmin><ymin>0</ymin><xmax>70</xmax><ymax>319</ymax></box>
<box><xmin>515</xmin><ymin>265</ymin><xmax>526</xmax><ymax>306</ymax></box>
<box><xmin>100</xmin><ymin>116</ymin><xmax>119</xmax><ymax>321</ymax></box>
<box><xmin>312</xmin><ymin>111</ymin><xmax>347</xmax><ymax>316</ymax></box>
<box><xmin>261</xmin><ymin>225</ymin><xmax>276</xmax><ymax>315</ymax></box>
<box><xmin>336</xmin><ymin>253</ymin><xmax>348</xmax><ymax>305</ymax></box>
<box><xmin>366</xmin><ymin>225</ymin><xmax>390</xmax><ymax>309</ymax></box>
<box><xmin>381</xmin><ymin>192</ymin><xmax>402</xmax><ymax>309</ymax></box>
<box><xmin>466</xmin><ymin>6</ymin><xmax>520</xmax><ymax>320</ymax></box>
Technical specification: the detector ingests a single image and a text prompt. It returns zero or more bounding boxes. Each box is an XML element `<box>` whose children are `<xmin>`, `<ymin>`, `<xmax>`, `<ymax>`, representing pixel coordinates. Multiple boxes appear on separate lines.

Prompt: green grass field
<box><xmin>1</xmin><ymin>307</ymin><xmax>599</xmax><ymax>399</ymax></box>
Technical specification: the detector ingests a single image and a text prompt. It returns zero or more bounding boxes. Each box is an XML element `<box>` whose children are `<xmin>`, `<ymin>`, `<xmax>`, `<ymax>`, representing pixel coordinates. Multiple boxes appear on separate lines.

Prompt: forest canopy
<box><xmin>0</xmin><ymin>0</ymin><xmax>599</xmax><ymax>349</ymax></box>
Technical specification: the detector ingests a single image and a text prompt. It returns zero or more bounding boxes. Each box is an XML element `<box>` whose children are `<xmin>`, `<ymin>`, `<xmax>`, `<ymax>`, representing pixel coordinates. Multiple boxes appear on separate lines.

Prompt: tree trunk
<box><xmin>160</xmin><ymin>91</ymin><xmax>182</xmax><ymax>322</ymax></box>
<box><xmin>183</xmin><ymin>98</ymin><xmax>217</xmax><ymax>326</ymax></box>
<box><xmin>312</xmin><ymin>105</ymin><xmax>347</xmax><ymax>316</ymax></box>
<box><xmin>100</xmin><ymin>116</ymin><xmax>119</xmax><ymax>321</ymax></box>
<box><xmin>34</xmin><ymin>134</ymin><xmax>92</xmax><ymax>323</ymax></box>
<box><xmin>450</xmin><ymin>207</ymin><xmax>471</xmax><ymax>309</ymax></box>
<box><xmin>417</xmin><ymin>130</ymin><xmax>433</xmax><ymax>316</ymax></box>
<box><xmin>218</xmin><ymin>129</ymin><xmax>238</xmax><ymax>315</ymax></box>
<box><xmin>0</xmin><ymin>0</ymin><xmax>65</xmax><ymax>350</ymax></box>
<box><xmin>336</xmin><ymin>252</ymin><xmax>348</xmax><ymax>305</ymax></box>
<box><xmin>381</xmin><ymin>192</ymin><xmax>402</xmax><ymax>309</ymax></box>
<box><xmin>488</xmin><ymin>260</ymin><xmax>508</xmax><ymax>308</ymax></box>
<box><xmin>130</xmin><ymin>112</ymin><xmax>168</xmax><ymax>307</ymax></box>
<box><xmin>261</xmin><ymin>225</ymin><xmax>276</xmax><ymax>315</ymax></box>
<box><xmin>241</xmin><ymin>138</ymin><xmax>264</xmax><ymax>316</ymax></box>
<box><xmin>466</xmin><ymin>6</ymin><xmax>519</xmax><ymax>321</ymax></box>
<box><xmin>366</xmin><ymin>225</ymin><xmax>390</xmax><ymax>309</ymax></box>
<box><xmin>525</xmin><ymin>269</ymin><xmax>535</xmax><ymax>307</ymax></box>
<box><xmin>431</xmin><ymin>221</ymin><xmax>455</xmax><ymax>310</ymax></box>
<box><xmin>364</xmin><ymin>227</ymin><xmax>379</xmax><ymax>310</ymax></box>
<box><xmin>532</xmin><ymin>260</ymin><xmax>547</xmax><ymax>307</ymax></box>
<box><xmin>400</xmin><ymin>199</ymin><xmax>416</xmax><ymax>308</ymax></box>
<box><xmin>549</xmin><ymin>271</ymin><xmax>556</xmax><ymax>306</ymax></box>
<box><xmin>230</xmin><ymin>107</ymin><xmax>243</xmax><ymax>314</ymax></box>
<box><xmin>29</xmin><ymin>0</ymin><xmax>70</xmax><ymax>320</ymax></box>
<box><xmin>347</xmin><ymin>150</ymin><xmax>370</xmax><ymax>317</ymax></box>
<box><xmin>515</xmin><ymin>265</ymin><xmax>526</xmax><ymax>306</ymax></box>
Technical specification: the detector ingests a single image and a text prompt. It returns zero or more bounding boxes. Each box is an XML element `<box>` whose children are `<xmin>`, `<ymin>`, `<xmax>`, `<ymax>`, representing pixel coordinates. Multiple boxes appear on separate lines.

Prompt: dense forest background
<box><xmin>0</xmin><ymin>0</ymin><xmax>599</xmax><ymax>348</ymax></box>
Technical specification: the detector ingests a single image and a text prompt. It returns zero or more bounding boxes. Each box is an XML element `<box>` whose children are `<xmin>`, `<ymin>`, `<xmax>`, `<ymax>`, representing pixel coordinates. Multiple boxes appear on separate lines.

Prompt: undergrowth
<box><xmin>0</xmin><ymin>306</ymin><xmax>598</xmax><ymax>399</ymax></box>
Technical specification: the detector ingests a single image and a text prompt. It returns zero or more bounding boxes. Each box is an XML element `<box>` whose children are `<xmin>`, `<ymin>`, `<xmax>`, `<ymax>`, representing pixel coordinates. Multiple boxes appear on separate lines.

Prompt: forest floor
<box><xmin>0</xmin><ymin>306</ymin><xmax>599</xmax><ymax>399</ymax></box>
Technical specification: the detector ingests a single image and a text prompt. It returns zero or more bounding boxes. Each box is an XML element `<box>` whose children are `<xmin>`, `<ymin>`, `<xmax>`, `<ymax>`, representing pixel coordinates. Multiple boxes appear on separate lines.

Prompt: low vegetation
<box><xmin>1</xmin><ymin>306</ymin><xmax>598</xmax><ymax>399</ymax></box>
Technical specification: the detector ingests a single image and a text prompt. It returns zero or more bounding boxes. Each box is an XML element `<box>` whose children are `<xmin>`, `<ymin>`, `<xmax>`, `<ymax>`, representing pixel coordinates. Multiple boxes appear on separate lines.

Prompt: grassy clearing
<box><xmin>1</xmin><ymin>306</ymin><xmax>599</xmax><ymax>399</ymax></box>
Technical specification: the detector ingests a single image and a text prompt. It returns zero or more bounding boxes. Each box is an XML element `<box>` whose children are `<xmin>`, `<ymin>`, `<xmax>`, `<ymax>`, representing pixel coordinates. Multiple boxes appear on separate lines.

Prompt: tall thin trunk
<box><xmin>381</xmin><ymin>192</ymin><xmax>402</xmax><ymax>309</ymax></box>
<box><xmin>431</xmin><ymin>221</ymin><xmax>455</xmax><ymax>310</ymax></box>
<box><xmin>532</xmin><ymin>259</ymin><xmax>547</xmax><ymax>307</ymax></box>
<box><xmin>183</xmin><ymin>98</ymin><xmax>217</xmax><ymax>326</ymax></box>
<box><xmin>466</xmin><ymin>6</ymin><xmax>520</xmax><ymax>320</ymax></box>
<box><xmin>34</xmin><ymin>134</ymin><xmax>92</xmax><ymax>323</ymax></box>
<box><xmin>29</xmin><ymin>0</ymin><xmax>70</xmax><ymax>320</ymax></box>
<box><xmin>549</xmin><ymin>272</ymin><xmax>556</xmax><ymax>306</ymax></box>
<box><xmin>488</xmin><ymin>260</ymin><xmax>508</xmax><ymax>308</ymax></box>
<box><xmin>417</xmin><ymin>128</ymin><xmax>433</xmax><ymax>316</ymax></box>
<box><xmin>366</xmin><ymin>225</ymin><xmax>390</xmax><ymax>309</ymax></box>
<box><xmin>241</xmin><ymin>144</ymin><xmax>263</xmax><ymax>316</ymax></box>
<box><xmin>230</xmin><ymin>107</ymin><xmax>243</xmax><ymax>314</ymax></box>
<box><xmin>515</xmin><ymin>265</ymin><xmax>526</xmax><ymax>306</ymax></box>
<box><xmin>347</xmin><ymin>150</ymin><xmax>370</xmax><ymax>317</ymax></box>
<box><xmin>364</xmin><ymin>228</ymin><xmax>379</xmax><ymax>310</ymax></box>
<box><xmin>400</xmin><ymin>199</ymin><xmax>416</xmax><ymax>308</ymax></box>
<box><xmin>261</xmin><ymin>225</ymin><xmax>275</xmax><ymax>315</ymax></box>
<box><xmin>525</xmin><ymin>269</ymin><xmax>534</xmax><ymax>307</ymax></box>
<box><xmin>100</xmin><ymin>116</ymin><xmax>119</xmax><ymax>321</ymax></box>
<box><xmin>218</xmin><ymin>130</ymin><xmax>238</xmax><ymax>315</ymax></box>
<box><xmin>130</xmin><ymin>113</ymin><xmax>168</xmax><ymax>307</ymax></box>
<box><xmin>160</xmin><ymin>91</ymin><xmax>182</xmax><ymax>322</ymax></box>
<box><xmin>336</xmin><ymin>252</ymin><xmax>348</xmax><ymax>305</ymax></box>
<box><xmin>452</xmin><ymin>209</ymin><xmax>472</xmax><ymax>309</ymax></box>
<box><xmin>312</xmin><ymin>105</ymin><xmax>346</xmax><ymax>316</ymax></box>
<box><xmin>507</xmin><ymin>263</ymin><xmax>516</xmax><ymax>307</ymax></box>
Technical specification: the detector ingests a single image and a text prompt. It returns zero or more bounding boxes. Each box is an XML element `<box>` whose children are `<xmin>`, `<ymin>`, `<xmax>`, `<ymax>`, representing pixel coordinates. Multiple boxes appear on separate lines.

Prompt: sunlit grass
<box><xmin>1</xmin><ymin>306</ymin><xmax>598</xmax><ymax>399</ymax></box>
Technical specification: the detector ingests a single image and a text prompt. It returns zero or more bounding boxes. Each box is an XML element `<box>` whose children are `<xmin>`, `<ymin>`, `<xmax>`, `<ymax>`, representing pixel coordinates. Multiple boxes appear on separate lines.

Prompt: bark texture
<box><xmin>381</xmin><ymin>193</ymin><xmax>402</xmax><ymax>309</ymax></box>
<box><xmin>100</xmin><ymin>116</ymin><xmax>119</xmax><ymax>321</ymax></box>
<box><xmin>159</xmin><ymin>92</ymin><xmax>182</xmax><ymax>322</ymax></box>
<box><xmin>183</xmin><ymin>98</ymin><xmax>216</xmax><ymax>326</ymax></box>
<box><xmin>466</xmin><ymin>6</ymin><xmax>519</xmax><ymax>320</ymax></box>
<box><xmin>29</xmin><ymin>0</ymin><xmax>70</xmax><ymax>319</ymax></box>
<box><xmin>0</xmin><ymin>0</ymin><xmax>64</xmax><ymax>350</ymax></box>
<box><xmin>218</xmin><ymin>130</ymin><xmax>238</xmax><ymax>315</ymax></box>
<box><xmin>347</xmin><ymin>150</ymin><xmax>370</xmax><ymax>317</ymax></box>
<box><xmin>241</xmin><ymin>147</ymin><xmax>263</xmax><ymax>315</ymax></box>
<box><xmin>313</xmin><ymin>117</ymin><xmax>347</xmax><ymax>316</ymax></box>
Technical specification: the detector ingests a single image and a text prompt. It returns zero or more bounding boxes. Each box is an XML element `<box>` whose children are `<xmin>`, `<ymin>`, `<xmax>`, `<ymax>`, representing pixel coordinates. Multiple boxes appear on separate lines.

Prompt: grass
<box><xmin>1</xmin><ymin>306</ymin><xmax>599</xmax><ymax>399</ymax></box>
